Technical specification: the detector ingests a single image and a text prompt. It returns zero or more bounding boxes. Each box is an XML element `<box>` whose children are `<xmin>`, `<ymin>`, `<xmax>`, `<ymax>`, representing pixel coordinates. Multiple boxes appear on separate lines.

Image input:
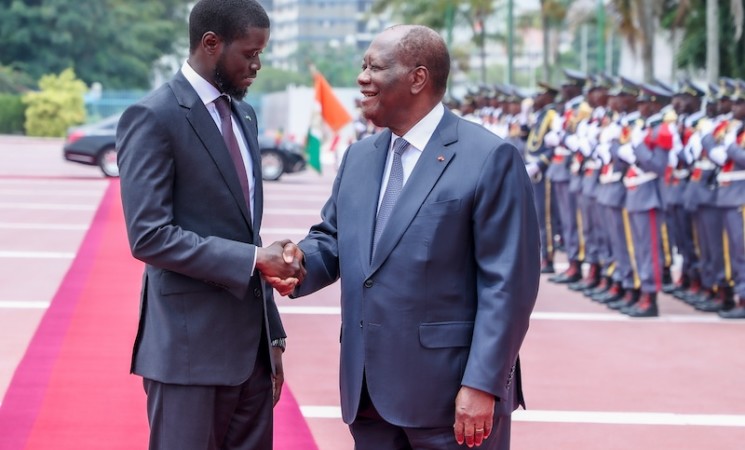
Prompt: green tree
<box><xmin>0</xmin><ymin>0</ymin><xmax>190</xmax><ymax>89</ymax></box>
<box><xmin>372</xmin><ymin>0</ymin><xmax>499</xmax><ymax>84</ymax></box>
<box><xmin>22</xmin><ymin>68</ymin><xmax>87</xmax><ymax>137</ymax></box>
<box><xmin>668</xmin><ymin>0</ymin><xmax>745</xmax><ymax>80</ymax></box>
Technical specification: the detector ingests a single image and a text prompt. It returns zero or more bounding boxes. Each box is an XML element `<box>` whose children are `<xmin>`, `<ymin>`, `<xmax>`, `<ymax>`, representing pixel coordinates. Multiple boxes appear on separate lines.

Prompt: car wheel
<box><xmin>98</xmin><ymin>145</ymin><xmax>119</xmax><ymax>177</ymax></box>
<box><xmin>261</xmin><ymin>149</ymin><xmax>284</xmax><ymax>181</ymax></box>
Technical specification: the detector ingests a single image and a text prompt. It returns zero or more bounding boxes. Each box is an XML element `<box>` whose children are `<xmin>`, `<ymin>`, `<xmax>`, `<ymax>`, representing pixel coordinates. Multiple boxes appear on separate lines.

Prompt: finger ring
<box><xmin>476</xmin><ymin>428</ymin><xmax>484</xmax><ymax>432</ymax></box>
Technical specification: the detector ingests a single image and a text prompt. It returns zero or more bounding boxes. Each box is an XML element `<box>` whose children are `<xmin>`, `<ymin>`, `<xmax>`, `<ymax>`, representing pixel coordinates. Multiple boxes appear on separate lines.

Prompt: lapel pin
<box><xmin>245</xmin><ymin>115</ymin><xmax>252</xmax><ymax>121</ymax></box>
<box><xmin>437</xmin><ymin>155</ymin><xmax>445</xmax><ymax>161</ymax></box>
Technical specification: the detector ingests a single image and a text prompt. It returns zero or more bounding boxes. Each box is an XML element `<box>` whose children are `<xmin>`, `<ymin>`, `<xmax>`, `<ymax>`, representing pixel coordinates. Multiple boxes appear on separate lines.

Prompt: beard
<box><xmin>214</xmin><ymin>55</ymin><xmax>247</xmax><ymax>100</ymax></box>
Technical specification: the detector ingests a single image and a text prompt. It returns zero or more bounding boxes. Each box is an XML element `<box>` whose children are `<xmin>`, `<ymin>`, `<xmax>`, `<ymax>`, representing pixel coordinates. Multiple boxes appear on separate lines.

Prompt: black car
<box><xmin>63</xmin><ymin>115</ymin><xmax>306</xmax><ymax>180</ymax></box>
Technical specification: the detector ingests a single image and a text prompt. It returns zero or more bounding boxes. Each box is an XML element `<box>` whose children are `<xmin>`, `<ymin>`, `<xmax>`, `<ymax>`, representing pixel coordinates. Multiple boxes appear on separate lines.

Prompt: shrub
<box><xmin>22</xmin><ymin>68</ymin><xmax>87</xmax><ymax>137</ymax></box>
<box><xmin>0</xmin><ymin>94</ymin><xmax>25</xmax><ymax>134</ymax></box>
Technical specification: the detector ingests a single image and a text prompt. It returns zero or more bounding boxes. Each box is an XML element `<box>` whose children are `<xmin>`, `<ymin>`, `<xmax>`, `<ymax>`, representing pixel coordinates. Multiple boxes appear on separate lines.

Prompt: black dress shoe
<box><xmin>622</xmin><ymin>292</ymin><xmax>658</xmax><ymax>317</ymax></box>
<box><xmin>541</xmin><ymin>263</ymin><xmax>555</xmax><ymax>274</ymax></box>
<box><xmin>718</xmin><ymin>305</ymin><xmax>745</xmax><ymax>319</ymax></box>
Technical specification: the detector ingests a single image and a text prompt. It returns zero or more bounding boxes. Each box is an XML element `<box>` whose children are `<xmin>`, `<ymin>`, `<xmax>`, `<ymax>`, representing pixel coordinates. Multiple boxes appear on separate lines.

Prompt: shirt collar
<box><xmin>394</xmin><ymin>102</ymin><xmax>445</xmax><ymax>152</ymax></box>
<box><xmin>181</xmin><ymin>61</ymin><xmax>223</xmax><ymax>106</ymax></box>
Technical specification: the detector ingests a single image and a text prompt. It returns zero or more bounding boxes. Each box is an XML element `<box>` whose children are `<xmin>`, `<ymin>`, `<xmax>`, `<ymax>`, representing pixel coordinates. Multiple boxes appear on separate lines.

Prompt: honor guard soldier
<box><xmin>547</xmin><ymin>69</ymin><xmax>589</xmax><ymax>284</ymax></box>
<box><xmin>682</xmin><ymin>79</ymin><xmax>735</xmax><ymax>311</ymax></box>
<box><xmin>613</xmin><ymin>81</ymin><xmax>682</xmax><ymax>317</ymax></box>
<box><xmin>709</xmin><ymin>79</ymin><xmax>745</xmax><ymax>318</ymax></box>
<box><xmin>525</xmin><ymin>82</ymin><xmax>560</xmax><ymax>273</ymax></box>
<box><xmin>668</xmin><ymin>79</ymin><xmax>707</xmax><ymax>301</ymax></box>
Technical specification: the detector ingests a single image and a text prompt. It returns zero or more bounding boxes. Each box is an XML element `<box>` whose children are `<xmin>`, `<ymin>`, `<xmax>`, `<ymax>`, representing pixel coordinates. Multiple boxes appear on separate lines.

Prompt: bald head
<box><xmin>386</xmin><ymin>25</ymin><xmax>450</xmax><ymax>98</ymax></box>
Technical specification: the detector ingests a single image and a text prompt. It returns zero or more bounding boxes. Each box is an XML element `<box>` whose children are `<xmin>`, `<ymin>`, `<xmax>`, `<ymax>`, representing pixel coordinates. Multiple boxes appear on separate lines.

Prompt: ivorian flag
<box><xmin>305</xmin><ymin>69</ymin><xmax>352</xmax><ymax>173</ymax></box>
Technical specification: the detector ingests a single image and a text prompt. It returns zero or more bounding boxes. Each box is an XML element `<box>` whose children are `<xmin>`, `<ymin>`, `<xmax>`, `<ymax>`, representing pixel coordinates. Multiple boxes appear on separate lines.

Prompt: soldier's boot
<box><xmin>676</xmin><ymin>275</ymin><xmax>702</xmax><ymax>303</ymax></box>
<box><xmin>697</xmin><ymin>285</ymin><xmax>735</xmax><ymax>313</ymax></box>
<box><xmin>540</xmin><ymin>257</ymin><xmax>555</xmax><ymax>274</ymax></box>
<box><xmin>549</xmin><ymin>260</ymin><xmax>582</xmax><ymax>284</ymax></box>
<box><xmin>608</xmin><ymin>288</ymin><xmax>640</xmax><ymax>311</ymax></box>
<box><xmin>662</xmin><ymin>266</ymin><xmax>676</xmax><ymax>293</ymax></box>
<box><xmin>593</xmin><ymin>282</ymin><xmax>624</xmax><ymax>303</ymax></box>
<box><xmin>624</xmin><ymin>292</ymin><xmax>659</xmax><ymax>318</ymax></box>
<box><xmin>689</xmin><ymin>287</ymin><xmax>717</xmax><ymax>309</ymax></box>
<box><xmin>585</xmin><ymin>276</ymin><xmax>612</xmax><ymax>297</ymax></box>
<box><xmin>718</xmin><ymin>296</ymin><xmax>745</xmax><ymax>319</ymax></box>
<box><xmin>569</xmin><ymin>263</ymin><xmax>601</xmax><ymax>291</ymax></box>
<box><xmin>669</xmin><ymin>272</ymin><xmax>690</xmax><ymax>296</ymax></box>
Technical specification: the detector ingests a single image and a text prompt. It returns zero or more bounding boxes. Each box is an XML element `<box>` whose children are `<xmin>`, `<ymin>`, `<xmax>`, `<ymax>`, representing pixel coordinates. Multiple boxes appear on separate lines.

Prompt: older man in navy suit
<box><xmin>277</xmin><ymin>25</ymin><xmax>540</xmax><ymax>449</ymax></box>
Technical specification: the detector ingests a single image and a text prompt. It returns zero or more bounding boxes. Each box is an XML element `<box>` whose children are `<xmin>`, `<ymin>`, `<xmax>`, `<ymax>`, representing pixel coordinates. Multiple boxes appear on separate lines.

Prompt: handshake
<box><xmin>256</xmin><ymin>240</ymin><xmax>306</xmax><ymax>296</ymax></box>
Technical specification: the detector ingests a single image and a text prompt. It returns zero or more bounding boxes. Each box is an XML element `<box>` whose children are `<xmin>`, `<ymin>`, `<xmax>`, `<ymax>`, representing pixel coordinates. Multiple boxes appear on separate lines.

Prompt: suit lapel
<box><xmin>357</xmin><ymin>131</ymin><xmax>392</xmax><ymax>270</ymax></box>
<box><xmin>170</xmin><ymin>73</ymin><xmax>253</xmax><ymax>231</ymax></box>
<box><xmin>370</xmin><ymin>110</ymin><xmax>459</xmax><ymax>272</ymax></box>
<box><xmin>233</xmin><ymin>101</ymin><xmax>263</xmax><ymax>238</ymax></box>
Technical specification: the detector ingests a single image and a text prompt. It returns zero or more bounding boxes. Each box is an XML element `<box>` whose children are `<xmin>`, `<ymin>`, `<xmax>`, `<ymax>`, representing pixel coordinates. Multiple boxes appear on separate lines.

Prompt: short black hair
<box><xmin>395</xmin><ymin>25</ymin><xmax>450</xmax><ymax>97</ymax></box>
<box><xmin>189</xmin><ymin>0</ymin><xmax>270</xmax><ymax>53</ymax></box>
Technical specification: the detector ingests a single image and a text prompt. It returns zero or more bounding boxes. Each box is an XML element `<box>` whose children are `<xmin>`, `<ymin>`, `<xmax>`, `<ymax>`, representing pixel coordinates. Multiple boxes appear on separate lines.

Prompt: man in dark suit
<box><xmin>278</xmin><ymin>24</ymin><xmax>540</xmax><ymax>449</ymax></box>
<box><xmin>116</xmin><ymin>1</ymin><xmax>303</xmax><ymax>448</ymax></box>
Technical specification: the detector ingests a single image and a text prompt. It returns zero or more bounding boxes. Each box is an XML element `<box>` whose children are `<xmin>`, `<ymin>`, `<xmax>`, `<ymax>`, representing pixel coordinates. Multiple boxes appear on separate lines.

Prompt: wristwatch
<box><xmin>271</xmin><ymin>338</ymin><xmax>286</xmax><ymax>352</ymax></box>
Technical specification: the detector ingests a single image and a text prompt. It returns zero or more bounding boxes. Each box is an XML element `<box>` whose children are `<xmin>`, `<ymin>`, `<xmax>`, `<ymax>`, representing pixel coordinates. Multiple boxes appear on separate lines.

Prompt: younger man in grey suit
<box><xmin>117</xmin><ymin>1</ymin><xmax>303</xmax><ymax>448</ymax></box>
<box><xmin>276</xmin><ymin>25</ymin><xmax>540</xmax><ymax>449</ymax></box>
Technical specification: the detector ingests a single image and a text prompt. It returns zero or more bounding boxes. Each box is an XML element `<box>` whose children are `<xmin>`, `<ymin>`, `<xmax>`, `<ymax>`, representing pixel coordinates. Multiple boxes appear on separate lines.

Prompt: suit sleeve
<box><xmin>117</xmin><ymin>103</ymin><xmax>257</xmax><ymax>301</ymax></box>
<box><xmin>461</xmin><ymin>142</ymin><xmax>541</xmax><ymax>400</ymax></box>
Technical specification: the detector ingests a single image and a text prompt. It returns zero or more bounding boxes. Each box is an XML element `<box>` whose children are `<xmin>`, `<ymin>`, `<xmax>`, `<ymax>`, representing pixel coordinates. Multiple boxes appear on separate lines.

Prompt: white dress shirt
<box><xmin>377</xmin><ymin>102</ymin><xmax>445</xmax><ymax>211</ymax></box>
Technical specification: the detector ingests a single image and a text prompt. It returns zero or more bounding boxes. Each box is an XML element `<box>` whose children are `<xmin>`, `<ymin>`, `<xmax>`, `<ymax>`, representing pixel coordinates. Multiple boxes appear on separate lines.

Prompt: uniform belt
<box><xmin>693</xmin><ymin>160</ymin><xmax>716</xmax><ymax>171</ymax></box>
<box><xmin>525</xmin><ymin>154</ymin><xmax>540</xmax><ymax>164</ymax></box>
<box><xmin>554</xmin><ymin>147</ymin><xmax>572</xmax><ymax>156</ymax></box>
<box><xmin>584</xmin><ymin>160</ymin><xmax>600</xmax><ymax>170</ymax></box>
<box><xmin>717</xmin><ymin>170</ymin><xmax>745</xmax><ymax>182</ymax></box>
<box><xmin>623</xmin><ymin>171</ymin><xmax>658</xmax><ymax>187</ymax></box>
<box><xmin>673</xmin><ymin>169</ymin><xmax>690</xmax><ymax>179</ymax></box>
<box><xmin>599</xmin><ymin>172</ymin><xmax>623</xmax><ymax>184</ymax></box>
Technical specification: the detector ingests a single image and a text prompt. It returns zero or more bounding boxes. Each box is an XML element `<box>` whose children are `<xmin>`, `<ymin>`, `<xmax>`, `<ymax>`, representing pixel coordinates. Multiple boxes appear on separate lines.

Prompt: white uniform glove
<box><xmin>564</xmin><ymin>133</ymin><xmax>580</xmax><ymax>152</ymax></box>
<box><xmin>631</xmin><ymin>126</ymin><xmax>646</xmax><ymax>148</ymax></box>
<box><xmin>668</xmin><ymin>148</ymin><xmax>679</xmax><ymax>168</ymax></box>
<box><xmin>709</xmin><ymin>145</ymin><xmax>728</xmax><ymax>166</ymax></box>
<box><xmin>724</xmin><ymin>128</ymin><xmax>738</xmax><ymax>147</ymax></box>
<box><xmin>544</xmin><ymin>130</ymin><xmax>561</xmax><ymax>148</ymax></box>
<box><xmin>617</xmin><ymin>143</ymin><xmax>637</xmax><ymax>164</ymax></box>
<box><xmin>595</xmin><ymin>143</ymin><xmax>611</xmax><ymax>165</ymax></box>
<box><xmin>526</xmin><ymin>162</ymin><xmax>540</xmax><ymax>178</ymax></box>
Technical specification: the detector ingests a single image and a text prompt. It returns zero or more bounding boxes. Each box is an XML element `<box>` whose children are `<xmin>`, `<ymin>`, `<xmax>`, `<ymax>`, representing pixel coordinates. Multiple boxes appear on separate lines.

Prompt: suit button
<box><xmin>364</xmin><ymin>279</ymin><xmax>373</xmax><ymax>288</ymax></box>
<box><xmin>359</xmin><ymin>320</ymin><xmax>363</xmax><ymax>328</ymax></box>
<box><xmin>254</xmin><ymin>288</ymin><xmax>262</xmax><ymax>298</ymax></box>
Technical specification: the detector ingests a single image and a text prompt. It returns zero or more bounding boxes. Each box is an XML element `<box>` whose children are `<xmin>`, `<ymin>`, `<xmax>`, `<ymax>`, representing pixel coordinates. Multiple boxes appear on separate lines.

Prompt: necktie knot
<box><xmin>392</xmin><ymin>137</ymin><xmax>408</xmax><ymax>156</ymax></box>
<box><xmin>214</xmin><ymin>95</ymin><xmax>231</xmax><ymax>120</ymax></box>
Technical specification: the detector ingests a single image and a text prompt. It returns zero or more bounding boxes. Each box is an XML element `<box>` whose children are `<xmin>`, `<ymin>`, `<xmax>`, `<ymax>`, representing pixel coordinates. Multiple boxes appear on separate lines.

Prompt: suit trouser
<box><xmin>692</xmin><ymin>205</ymin><xmax>727</xmax><ymax>289</ymax></box>
<box><xmin>142</xmin><ymin>344</ymin><xmax>273</xmax><ymax>450</ymax></box>
<box><xmin>532</xmin><ymin>177</ymin><xmax>554</xmax><ymax>261</ymax></box>
<box><xmin>604</xmin><ymin>205</ymin><xmax>635</xmax><ymax>290</ymax></box>
<box><xmin>628</xmin><ymin>208</ymin><xmax>666</xmax><ymax>294</ymax></box>
<box><xmin>669</xmin><ymin>204</ymin><xmax>698</xmax><ymax>281</ymax></box>
<box><xmin>553</xmin><ymin>180</ymin><xmax>581</xmax><ymax>262</ymax></box>
<box><xmin>350</xmin><ymin>377</ymin><xmax>511</xmax><ymax>450</ymax></box>
<box><xmin>723</xmin><ymin>206</ymin><xmax>745</xmax><ymax>298</ymax></box>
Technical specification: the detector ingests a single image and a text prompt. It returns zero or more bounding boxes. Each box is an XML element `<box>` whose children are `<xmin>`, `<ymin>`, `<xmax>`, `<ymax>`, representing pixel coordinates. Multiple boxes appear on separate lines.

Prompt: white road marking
<box><xmin>0</xmin><ymin>301</ymin><xmax>50</xmax><ymax>309</ymax></box>
<box><xmin>299</xmin><ymin>406</ymin><xmax>745</xmax><ymax>427</ymax></box>
<box><xmin>0</xmin><ymin>251</ymin><xmax>75</xmax><ymax>259</ymax></box>
<box><xmin>277</xmin><ymin>306</ymin><xmax>741</xmax><ymax>324</ymax></box>
<box><xmin>0</xmin><ymin>222</ymin><xmax>88</xmax><ymax>230</ymax></box>
<box><xmin>0</xmin><ymin>202</ymin><xmax>96</xmax><ymax>211</ymax></box>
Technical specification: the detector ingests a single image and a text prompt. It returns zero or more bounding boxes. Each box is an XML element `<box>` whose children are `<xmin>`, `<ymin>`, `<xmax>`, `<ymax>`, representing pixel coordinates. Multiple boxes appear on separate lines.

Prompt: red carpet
<box><xmin>0</xmin><ymin>180</ymin><xmax>318</xmax><ymax>449</ymax></box>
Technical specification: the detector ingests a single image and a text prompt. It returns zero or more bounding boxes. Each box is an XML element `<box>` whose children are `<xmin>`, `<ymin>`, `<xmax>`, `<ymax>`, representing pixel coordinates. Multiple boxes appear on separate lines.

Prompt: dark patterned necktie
<box><xmin>214</xmin><ymin>95</ymin><xmax>250</xmax><ymax>210</ymax></box>
<box><xmin>372</xmin><ymin>137</ymin><xmax>409</xmax><ymax>255</ymax></box>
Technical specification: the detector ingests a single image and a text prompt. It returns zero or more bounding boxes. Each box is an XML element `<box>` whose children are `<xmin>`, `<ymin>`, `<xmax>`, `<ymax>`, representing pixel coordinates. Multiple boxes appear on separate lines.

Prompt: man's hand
<box><xmin>453</xmin><ymin>386</ymin><xmax>496</xmax><ymax>448</ymax></box>
<box><xmin>262</xmin><ymin>241</ymin><xmax>305</xmax><ymax>296</ymax></box>
<box><xmin>256</xmin><ymin>240</ymin><xmax>305</xmax><ymax>289</ymax></box>
<box><xmin>271</xmin><ymin>347</ymin><xmax>284</xmax><ymax>407</ymax></box>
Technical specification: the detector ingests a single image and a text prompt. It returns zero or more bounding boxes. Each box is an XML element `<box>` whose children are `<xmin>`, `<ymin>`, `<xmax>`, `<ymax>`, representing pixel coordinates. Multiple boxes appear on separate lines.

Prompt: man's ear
<box><xmin>410</xmin><ymin>66</ymin><xmax>429</xmax><ymax>95</ymax></box>
<box><xmin>201</xmin><ymin>31</ymin><xmax>222</xmax><ymax>56</ymax></box>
